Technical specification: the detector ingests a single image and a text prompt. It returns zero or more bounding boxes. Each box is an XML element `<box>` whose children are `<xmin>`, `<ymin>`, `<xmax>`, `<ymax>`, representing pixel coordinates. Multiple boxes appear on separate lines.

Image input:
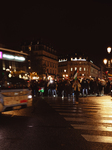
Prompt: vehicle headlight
<box><xmin>28</xmin><ymin>95</ymin><xmax>32</xmax><ymax>99</ymax></box>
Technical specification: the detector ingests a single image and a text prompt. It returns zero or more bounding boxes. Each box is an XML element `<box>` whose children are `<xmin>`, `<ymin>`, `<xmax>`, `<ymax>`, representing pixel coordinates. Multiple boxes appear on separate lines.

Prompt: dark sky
<box><xmin>0</xmin><ymin>0</ymin><xmax>112</xmax><ymax>65</ymax></box>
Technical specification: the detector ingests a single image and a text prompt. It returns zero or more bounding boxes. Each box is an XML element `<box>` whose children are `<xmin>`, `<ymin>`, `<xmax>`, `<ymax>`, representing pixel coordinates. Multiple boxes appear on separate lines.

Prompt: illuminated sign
<box><xmin>0</xmin><ymin>51</ymin><xmax>2</xmax><ymax>59</ymax></box>
<box><xmin>2</xmin><ymin>54</ymin><xmax>25</xmax><ymax>62</ymax></box>
<box><xmin>59</xmin><ymin>59</ymin><xmax>67</xmax><ymax>62</ymax></box>
<box><xmin>71</xmin><ymin>58</ymin><xmax>86</xmax><ymax>61</ymax></box>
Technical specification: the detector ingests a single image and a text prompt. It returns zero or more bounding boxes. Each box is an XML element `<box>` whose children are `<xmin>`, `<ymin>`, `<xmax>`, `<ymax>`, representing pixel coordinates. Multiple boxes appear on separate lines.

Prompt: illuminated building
<box><xmin>21</xmin><ymin>40</ymin><xmax>58</xmax><ymax>79</ymax></box>
<box><xmin>0</xmin><ymin>47</ymin><xmax>28</xmax><ymax>79</ymax></box>
<box><xmin>58</xmin><ymin>53</ymin><xmax>101</xmax><ymax>79</ymax></box>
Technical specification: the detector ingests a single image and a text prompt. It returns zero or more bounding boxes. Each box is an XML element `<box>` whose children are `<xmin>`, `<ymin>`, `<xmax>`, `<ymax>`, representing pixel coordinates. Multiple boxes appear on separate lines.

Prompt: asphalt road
<box><xmin>0</xmin><ymin>95</ymin><xmax>112</xmax><ymax>150</ymax></box>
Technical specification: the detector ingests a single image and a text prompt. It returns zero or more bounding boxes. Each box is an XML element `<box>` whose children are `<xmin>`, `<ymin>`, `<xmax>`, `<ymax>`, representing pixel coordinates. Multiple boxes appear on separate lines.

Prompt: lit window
<box><xmin>79</xmin><ymin>67</ymin><xmax>82</xmax><ymax>71</ymax></box>
<box><xmin>64</xmin><ymin>69</ymin><xmax>66</xmax><ymax>72</ymax></box>
<box><xmin>84</xmin><ymin>68</ymin><xmax>86</xmax><ymax>71</ymax></box>
<box><xmin>29</xmin><ymin>46</ymin><xmax>31</xmax><ymax>51</ymax></box>
<box><xmin>75</xmin><ymin>67</ymin><xmax>77</xmax><ymax>70</ymax></box>
<box><xmin>71</xmin><ymin>68</ymin><xmax>73</xmax><ymax>71</ymax></box>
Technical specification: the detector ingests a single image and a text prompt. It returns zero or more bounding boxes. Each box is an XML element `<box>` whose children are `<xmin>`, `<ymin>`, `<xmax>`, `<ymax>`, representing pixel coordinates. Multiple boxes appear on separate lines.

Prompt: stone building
<box><xmin>58</xmin><ymin>53</ymin><xmax>101</xmax><ymax>79</ymax></box>
<box><xmin>21</xmin><ymin>40</ymin><xmax>58</xmax><ymax>79</ymax></box>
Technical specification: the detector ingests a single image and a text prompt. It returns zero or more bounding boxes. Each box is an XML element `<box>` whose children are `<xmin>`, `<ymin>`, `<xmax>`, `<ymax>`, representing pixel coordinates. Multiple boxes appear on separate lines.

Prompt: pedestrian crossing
<box><xmin>46</xmin><ymin>96</ymin><xmax>112</xmax><ymax>144</ymax></box>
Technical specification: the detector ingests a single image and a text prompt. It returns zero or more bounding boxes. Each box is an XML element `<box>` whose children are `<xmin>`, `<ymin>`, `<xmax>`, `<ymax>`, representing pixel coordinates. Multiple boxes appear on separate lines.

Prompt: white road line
<box><xmin>64</xmin><ymin>117</ymin><xmax>86</xmax><ymax>122</ymax></box>
<box><xmin>71</xmin><ymin>124</ymin><xmax>112</xmax><ymax>131</ymax></box>
<box><xmin>59</xmin><ymin>113</ymin><xmax>84</xmax><ymax>116</ymax></box>
<box><xmin>52</xmin><ymin>106</ymin><xmax>81</xmax><ymax>110</ymax></box>
<box><xmin>64</xmin><ymin>117</ymin><xmax>112</xmax><ymax>123</ymax></box>
<box><xmin>56</xmin><ymin>109</ymin><xmax>82</xmax><ymax>112</ymax></box>
<box><xmin>82</xmin><ymin>134</ymin><xmax>112</xmax><ymax>143</ymax></box>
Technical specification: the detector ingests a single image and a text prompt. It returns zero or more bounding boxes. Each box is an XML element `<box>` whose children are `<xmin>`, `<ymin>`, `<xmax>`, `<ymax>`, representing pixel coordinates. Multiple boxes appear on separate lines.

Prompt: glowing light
<box><xmin>3</xmin><ymin>54</ymin><xmax>25</xmax><ymax>61</ymax></box>
<box><xmin>103</xmin><ymin>59</ymin><xmax>107</xmax><ymax>65</ymax></box>
<box><xmin>59</xmin><ymin>59</ymin><xmax>67</xmax><ymax>62</ymax></box>
<box><xmin>8</xmin><ymin>73</ymin><xmax>12</xmax><ymax>78</ymax></box>
<box><xmin>107</xmin><ymin>47</ymin><xmax>111</xmax><ymax>53</ymax></box>
<box><xmin>0</xmin><ymin>51</ymin><xmax>2</xmax><ymax>59</ymax></box>
<box><xmin>19</xmin><ymin>74</ymin><xmax>22</xmax><ymax>78</ymax></box>
<box><xmin>3</xmin><ymin>67</ymin><xmax>5</xmax><ymax>70</ymax></box>
<box><xmin>28</xmin><ymin>95</ymin><xmax>32</xmax><ymax>99</ymax></box>
<box><xmin>6</xmin><ymin>69</ymin><xmax>10</xmax><ymax>71</ymax></box>
<box><xmin>71</xmin><ymin>68</ymin><xmax>73</xmax><ymax>71</ymax></box>
<box><xmin>71</xmin><ymin>58</ymin><xmax>86</xmax><ymax>61</ymax></box>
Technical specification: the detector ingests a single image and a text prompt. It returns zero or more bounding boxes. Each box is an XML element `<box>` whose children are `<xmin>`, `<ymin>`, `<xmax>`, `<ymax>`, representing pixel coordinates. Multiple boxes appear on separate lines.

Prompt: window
<box><xmin>71</xmin><ymin>68</ymin><xmax>73</xmax><ymax>71</ymax></box>
<box><xmin>29</xmin><ymin>46</ymin><xmax>31</xmax><ymax>51</ymax></box>
<box><xmin>64</xmin><ymin>69</ymin><xmax>66</xmax><ymax>72</ymax></box>
<box><xmin>84</xmin><ymin>67</ymin><xmax>86</xmax><ymax>71</ymax></box>
<box><xmin>75</xmin><ymin>67</ymin><xmax>77</xmax><ymax>70</ymax></box>
<box><xmin>79</xmin><ymin>67</ymin><xmax>82</xmax><ymax>71</ymax></box>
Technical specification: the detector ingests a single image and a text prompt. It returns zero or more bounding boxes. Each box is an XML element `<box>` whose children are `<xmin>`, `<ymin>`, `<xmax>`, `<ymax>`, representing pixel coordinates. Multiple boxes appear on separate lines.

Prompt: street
<box><xmin>0</xmin><ymin>96</ymin><xmax>112</xmax><ymax>150</ymax></box>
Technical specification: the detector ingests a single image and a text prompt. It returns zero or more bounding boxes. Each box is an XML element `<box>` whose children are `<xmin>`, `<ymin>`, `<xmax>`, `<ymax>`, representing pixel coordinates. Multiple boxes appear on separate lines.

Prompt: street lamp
<box><xmin>103</xmin><ymin>47</ymin><xmax>112</xmax><ymax>67</ymax></box>
<box><xmin>103</xmin><ymin>58</ymin><xmax>108</xmax><ymax>65</ymax></box>
<box><xmin>103</xmin><ymin>47</ymin><xmax>112</xmax><ymax>80</ymax></box>
<box><xmin>107</xmin><ymin>47</ymin><xmax>111</xmax><ymax>53</ymax></box>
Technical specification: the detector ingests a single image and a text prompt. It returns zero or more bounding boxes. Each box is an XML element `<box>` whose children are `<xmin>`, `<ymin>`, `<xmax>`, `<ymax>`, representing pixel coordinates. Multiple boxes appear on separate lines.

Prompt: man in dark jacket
<box><xmin>81</xmin><ymin>78</ymin><xmax>88</xmax><ymax>97</ymax></box>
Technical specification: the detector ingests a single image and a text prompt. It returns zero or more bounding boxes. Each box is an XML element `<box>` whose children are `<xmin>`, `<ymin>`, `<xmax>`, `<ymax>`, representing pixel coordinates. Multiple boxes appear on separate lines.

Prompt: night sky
<box><xmin>1</xmin><ymin>0</ymin><xmax>112</xmax><ymax>65</ymax></box>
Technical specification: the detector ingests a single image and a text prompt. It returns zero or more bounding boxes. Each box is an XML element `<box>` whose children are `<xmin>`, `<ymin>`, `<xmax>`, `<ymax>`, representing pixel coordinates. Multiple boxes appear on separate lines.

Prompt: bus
<box><xmin>0</xmin><ymin>77</ymin><xmax>32</xmax><ymax>113</ymax></box>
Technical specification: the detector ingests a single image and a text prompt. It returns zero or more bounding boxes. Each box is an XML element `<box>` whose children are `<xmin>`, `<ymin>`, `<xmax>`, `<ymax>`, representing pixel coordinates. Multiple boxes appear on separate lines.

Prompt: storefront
<box><xmin>0</xmin><ymin>48</ymin><xmax>28</xmax><ymax>80</ymax></box>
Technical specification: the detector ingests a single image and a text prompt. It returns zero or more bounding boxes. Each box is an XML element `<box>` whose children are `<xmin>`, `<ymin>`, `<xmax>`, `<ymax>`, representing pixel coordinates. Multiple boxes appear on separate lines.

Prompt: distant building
<box><xmin>58</xmin><ymin>53</ymin><xmax>101</xmax><ymax>79</ymax></box>
<box><xmin>0</xmin><ymin>47</ymin><xmax>28</xmax><ymax>79</ymax></box>
<box><xmin>21</xmin><ymin>40</ymin><xmax>58</xmax><ymax>79</ymax></box>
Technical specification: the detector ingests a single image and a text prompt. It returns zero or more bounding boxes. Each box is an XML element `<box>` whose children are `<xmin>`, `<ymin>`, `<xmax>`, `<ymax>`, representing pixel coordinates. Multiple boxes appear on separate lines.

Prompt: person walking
<box><xmin>72</xmin><ymin>79</ymin><xmax>81</xmax><ymax>104</ymax></box>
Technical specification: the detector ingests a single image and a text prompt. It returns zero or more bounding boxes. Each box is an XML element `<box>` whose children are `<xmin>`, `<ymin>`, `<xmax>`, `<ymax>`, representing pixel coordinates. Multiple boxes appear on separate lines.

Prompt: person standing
<box><xmin>81</xmin><ymin>78</ymin><xmax>88</xmax><ymax>97</ymax></box>
<box><xmin>65</xmin><ymin>80</ymin><xmax>72</xmax><ymax>100</ymax></box>
<box><xmin>51</xmin><ymin>80</ymin><xmax>57</xmax><ymax>97</ymax></box>
<box><xmin>72</xmin><ymin>79</ymin><xmax>81</xmax><ymax>104</ymax></box>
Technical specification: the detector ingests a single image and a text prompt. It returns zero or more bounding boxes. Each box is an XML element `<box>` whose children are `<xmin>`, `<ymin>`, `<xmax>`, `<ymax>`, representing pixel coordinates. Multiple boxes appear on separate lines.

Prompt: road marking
<box><xmin>52</xmin><ymin>106</ymin><xmax>81</xmax><ymax>110</ymax></box>
<box><xmin>59</xmin><ymin>113</ymin><xmax>84</xmax><ymax>116</ymax></box>
<box><xmin>82</xmin><ymin>134</ymin><xmax>112</xmax><ymax>143</ymax></box>
<box><xmin>64</xmin><ymin>117</ymin><xmax>86</xmax><ymax>122</ymax></box>
<box><xmin>71</xmin><ymin>124</ymin><xmax>112</xmax><ymax>131</ymax></box>
<box><xmin>64</xmin><ymin>117</ymin><xmax>112</xmax><ymax>123</ymax></box>
<box><xmin>56</xmin><ymin>109</ymin><xmax>82</xmax><ymax>112</ymax></box>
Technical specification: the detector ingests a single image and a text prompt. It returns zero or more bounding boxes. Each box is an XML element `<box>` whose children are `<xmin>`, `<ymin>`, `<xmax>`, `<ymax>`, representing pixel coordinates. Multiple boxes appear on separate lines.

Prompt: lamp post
<box><xmin>103</xmin><ymin>47</ymin><xmax>112</xmax><ymax>80</ymax></box>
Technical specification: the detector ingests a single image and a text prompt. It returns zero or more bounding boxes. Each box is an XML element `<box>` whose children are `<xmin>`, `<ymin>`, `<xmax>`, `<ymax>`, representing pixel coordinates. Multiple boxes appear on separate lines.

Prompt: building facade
<box><xmin>58</xmin><ymin>53</ymin><xmax>101</xmax><ymax>79</ymax></box>
<box><xmin>21</xmin><ymin>40</ymin><xmax>58</xmax><ymax>79</ymax></box>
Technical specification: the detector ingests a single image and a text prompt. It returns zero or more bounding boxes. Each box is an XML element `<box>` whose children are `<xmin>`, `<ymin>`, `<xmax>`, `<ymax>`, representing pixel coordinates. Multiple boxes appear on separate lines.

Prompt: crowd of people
<box><xmin>30</xmin><ymin>77</ymin><xmax>112</xmax><ymax>104</ymax></box>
